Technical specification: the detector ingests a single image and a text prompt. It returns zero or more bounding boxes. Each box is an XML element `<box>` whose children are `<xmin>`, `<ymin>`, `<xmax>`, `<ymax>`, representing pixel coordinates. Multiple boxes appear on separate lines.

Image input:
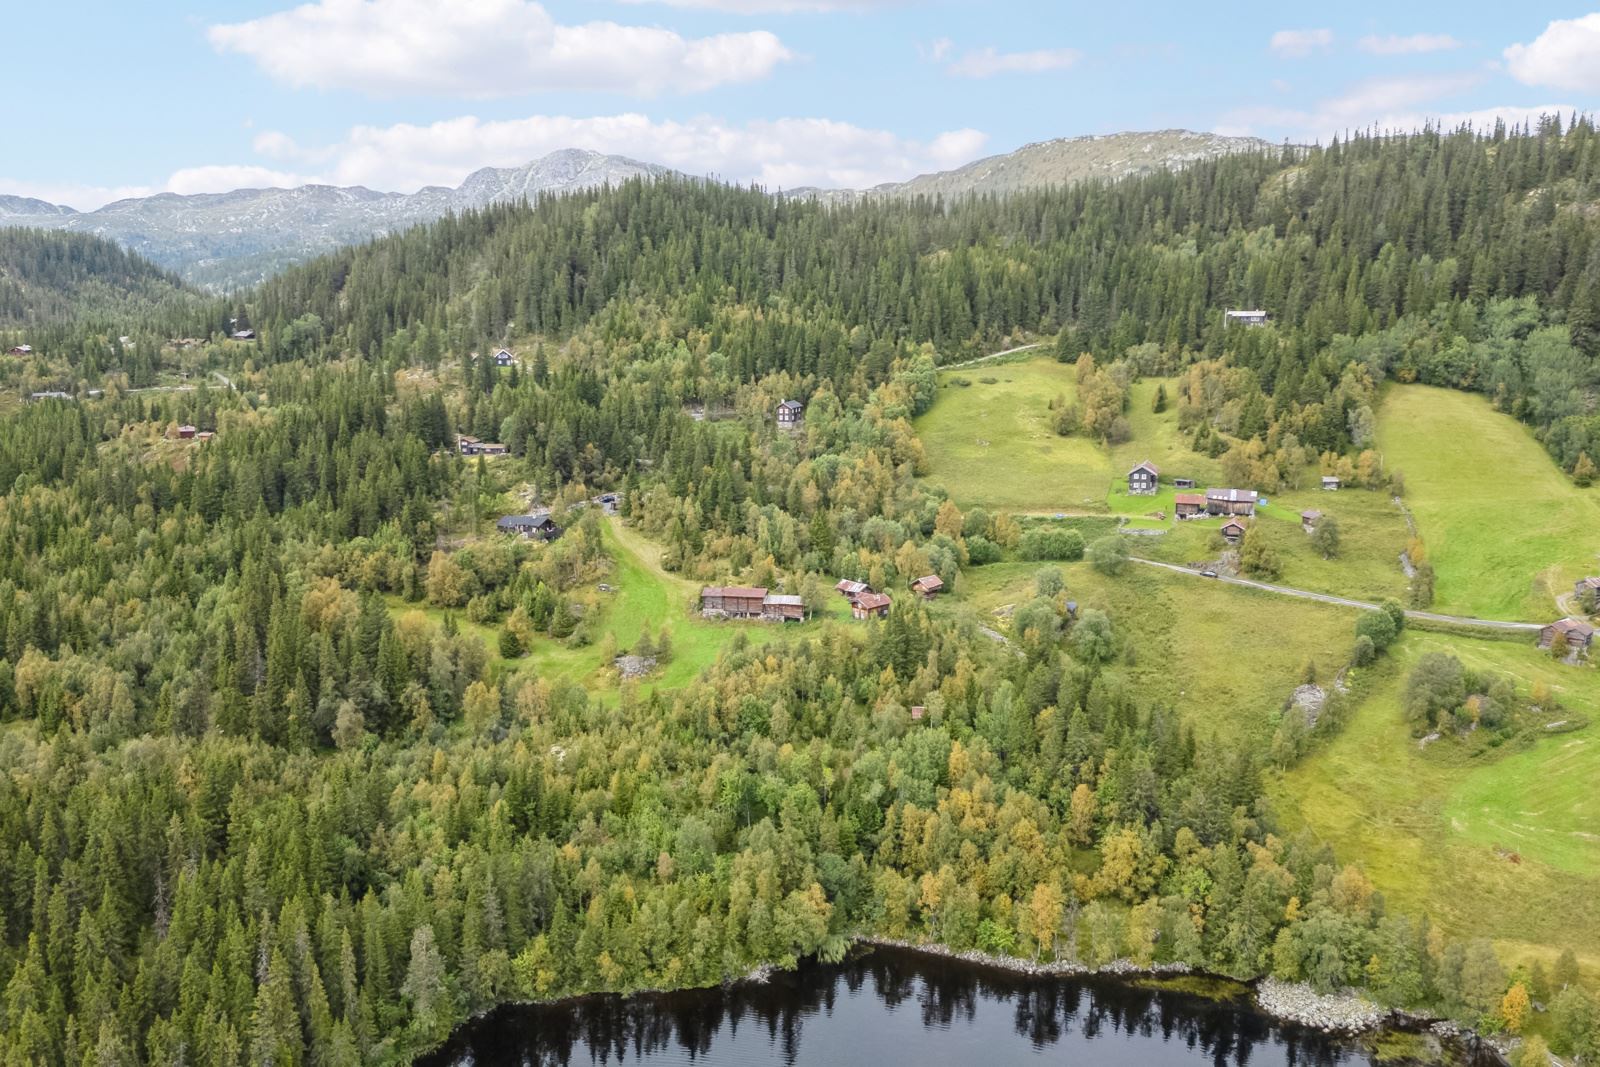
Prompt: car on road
<box><xmin>1199</xmin><ymin>570</ymin><xmax>1218</xmax><ymax>578</ymax></box>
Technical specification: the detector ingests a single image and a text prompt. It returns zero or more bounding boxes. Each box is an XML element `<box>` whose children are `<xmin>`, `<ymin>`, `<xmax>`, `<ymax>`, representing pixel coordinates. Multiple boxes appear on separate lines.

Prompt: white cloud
<box><xmin>251</xmin><ymin>112</ymin><xmax>990</xmax><ymax>192</ymax></box>
<box><xmin>1505</xmin><ymin>13</ymin><xmax>1600</xmax><ymax>92</ymax></box>
<box><xmin>164</xmin><ymin>165</ymin><xmax>312</xmax><ymax>196</ymax></box>
<box><xmin>621</xmin><ymin>0</ymin><xmax>900</xmax><ymax>10</ymax></box>
<box><xmin>1358</xmin><ymin>33</ymin><xmax>1462</xmax><ymax>55</ymax></box>
<box><xmin>1214</xmin><ymin>72</ymin><xmax>1575</xmax><ymax>143</ymax></box>
<box><xmin>1269</xmin><ymin>28</ymin><xmax>1333</xmax><ymax>57</ymax></box>
<box><xmin>207</xmin><ymin>0</ymin><xmax>792</xmax><ymax>97</ymax></box>
<box><xmin>946</xmin><ymin>46</ymin><xmax>1080</xmax><ymax>78</ymax></box>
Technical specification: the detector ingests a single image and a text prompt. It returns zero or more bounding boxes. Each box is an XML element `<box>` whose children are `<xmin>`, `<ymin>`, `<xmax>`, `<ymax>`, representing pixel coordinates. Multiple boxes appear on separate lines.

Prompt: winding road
<box><xmin>940</xmin><ymin>341</ymin><xmax>1047</xmax><ymax>371</ymax></box>
<box><xmin>1129</xmin><ymin>557</ymin><xmax>1544</xmax><ymax>633</ymax></box>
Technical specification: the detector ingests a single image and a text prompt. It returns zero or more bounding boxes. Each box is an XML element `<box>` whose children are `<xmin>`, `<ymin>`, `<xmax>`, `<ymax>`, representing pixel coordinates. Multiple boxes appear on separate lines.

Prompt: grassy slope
<box><xmin>956</xmin><ymin>560</ymin><xmax>1353</xmax><ymax>745</ymax></box>
<box><xmin>1378</xmin><ymin>384</ymin><xmax>1600</xmax><ymax>621</ymax></box>
<box><xmin>1274</xmin><ymin>630</ymin><xmax>1600</xmax><ymax>971</ymax></box>
<box><xmin>917</xmin><ymin>360</ymin><xmax>1114</xmax><ymax>511</ymax></box>
<box><xmin>396</xmin><ymin>517</ymin><xmax>848</xmax><ymax>699</ymax></box>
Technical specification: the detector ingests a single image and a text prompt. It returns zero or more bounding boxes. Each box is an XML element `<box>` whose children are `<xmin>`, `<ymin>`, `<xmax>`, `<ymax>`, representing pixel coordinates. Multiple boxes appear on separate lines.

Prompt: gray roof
<box><xmin>497</xmin><ymin>511</ymin><xmax>555</xmax><ymax>530</ymax></box>
<box><xmin>763</xmin><ymin>594</ymin><xmax>804</xmax><ymax>606</ymax></box>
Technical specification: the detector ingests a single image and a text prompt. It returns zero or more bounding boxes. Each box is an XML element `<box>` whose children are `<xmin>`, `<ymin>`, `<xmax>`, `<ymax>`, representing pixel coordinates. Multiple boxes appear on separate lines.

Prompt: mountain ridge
<box><xmin>2</xmin><ymin>132</ymin><xmax>1283</xmax><ymax>289</ymax></box>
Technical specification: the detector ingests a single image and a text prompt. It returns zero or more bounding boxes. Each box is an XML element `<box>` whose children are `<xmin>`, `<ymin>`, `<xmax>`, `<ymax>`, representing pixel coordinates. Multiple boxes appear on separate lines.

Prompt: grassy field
<box><xmin>917</xmin><ymin>362</ymin><xmax>1228</xmax><ymax>514</ymax></box>
<box><xmin>1132</xmin><ymin>487</ymin><xmax>1412</xmax><ymax>604</ymax></box>
<box><xmin>918</xmin><ymin>360</ymin><xmax>1113</xmax><ymax>510</ymax></box>
<box><xmin>1274</xmin><ymin>629</ymin><xmax>1600</xmax><ymax>971</ymax></box>
<box><xmin>954</xmin><ymin>559</ymin><xmax>1354</xmax><ymax>745</ymax></box>
<box><xmin>395</xmin><ymin>517</ymin><xmax>847</xmax><ymax>698</ymax></box>
<box><xmin>1377</xmin><ymin>385</ymin><xmax>1600</xmax><ymax>621</ymax></box>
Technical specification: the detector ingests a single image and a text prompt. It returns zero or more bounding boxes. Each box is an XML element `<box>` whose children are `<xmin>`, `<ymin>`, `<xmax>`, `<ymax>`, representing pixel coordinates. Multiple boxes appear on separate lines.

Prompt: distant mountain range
<box><xmin>0</xmin><ymin>150</ymin><xmax>672</xmax><ymax>290</ymax></box>
<box><xmin>785</xmin><ymin>130</ymin><xmax>1278</xmax><ymax>203</ymax></box>
<box><xmin>1</xmin><ymin>132</ymin><xmax>1278</xmax><ymax>291</ymax></box>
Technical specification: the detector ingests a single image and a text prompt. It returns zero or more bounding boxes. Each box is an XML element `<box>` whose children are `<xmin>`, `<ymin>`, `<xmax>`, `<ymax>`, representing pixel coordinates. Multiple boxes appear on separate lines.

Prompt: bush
<box><xmin>1351</xmin><ymin>635</ymin><xmax>1376</xmax><ymax>666</ymax></box>
<box><xmin>1019</xmin><ymin>528</ymin><xmax>1085</xmax><ymax>561</ymax></box>
<box><xmin>1034</xmin><ymin>568</ymin><xmax>1066</xmax><ymax>598</ymax></box>
<box><xmin>1355</xmin><ymin>610</ymin><xmax>1398</xmax><ymax>652</ymax></box>
<box><xmin>1087</xmin><ymin>535</ymin><xmax>1129</xmax><ymax>576</ymax></box>
<box><xmin>965</xmin><ymin>535</ymin><xmax>1003</xmax><ymax>565</ymax></box>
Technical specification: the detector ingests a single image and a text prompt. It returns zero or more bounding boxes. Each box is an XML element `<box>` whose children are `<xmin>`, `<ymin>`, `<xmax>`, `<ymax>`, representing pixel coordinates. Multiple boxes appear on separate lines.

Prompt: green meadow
<box><xmin>954</xmin><ymin>559</ymin><xmax>1353</xmax><ymax>745</ymax></box>
<box><xmin>1274</xmin><ymin>629</ymin><xmax>1600</xmax><ymax>971</ymax></box>
<box><xmin>394</xmin><ymin>516</ymin><xmax>845</xmax><ymax>698</ymax></box>
<box><xmin>1377</xmin><ymin>384</ymin><xmax>1600</xmax><ymax>621</ymax></box>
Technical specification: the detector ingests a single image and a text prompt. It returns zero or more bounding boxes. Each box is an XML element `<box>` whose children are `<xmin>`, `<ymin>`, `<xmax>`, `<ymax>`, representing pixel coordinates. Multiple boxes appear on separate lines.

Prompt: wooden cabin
<box><xmin>762</xmin><ymin>594</ymin><xmax>806</xmax><ymax>622</ymax></box>
<box><xmin>1540</xmin><ymin>618</ymin><xmax>1595</xmax><ymax>653</ymax></box>
<box><xmin>835</xmin><ymin>579</ymin><xmax>871</xmax><ymax>601</ymax></box>
<box><xmin>1224</xmin><ymin>309</ymin><xmax>1269</xmax><ymax>327</ymax></box>
<box><xmin>1220</xmin><ymin>518</ymin><xmax>1248</xmax><ymax>544</ymax></box>
<box><xmin>909</xmin><ymin>575</ymin><xmax>945</xmax><ymax>599</ymax></box>
<box><xmin>1321</xmin><ymin>476</ymin><xmax>1341</xmax><ymax>491</ymax></box>
<box><xmin>1205</xmin><ymin>488</ymin><xmax>1258</xmax><ymax>516</ymax></box>
<box><xmin>1127</xmin><ymin>460</ymin><xmax>1160</xmax><ymax>496</ymax></box>
<box><xmin>776</xmin><ymin>399</ymin><xmax>804</xmax><ymax>428</ymax></box>
<box><xmin>176</xmin><ymin>424</ymin><xmax>196</xmax><ymax>440</ymax></box>
<box><xmin>1172</xmin><ymin>477</ymin><xmax>1197</xmax><ymax>489</ymax></box>
<box><xmin>701</xmin><ymin>586</ymin><xmax>770</xmax><ymax>618</ymax></box>
<box><xmin>1301</xmin><ymin>509</ymin><xmax>1322</xmax><ymax>532</ymax></box>
<box><xmin>1174</xmin><ymin>493</ymin><xmax>1206</xmax><ymax>519</ymax></box>
<box><xmin>852</xmin><ymin>591</ymin><xmax>892</xmax><ymax>619</ymax></box>
<box><xmin>497</xmin><ymin>512</ymin><xmax>562</xmax><ymax>542</ymax></box>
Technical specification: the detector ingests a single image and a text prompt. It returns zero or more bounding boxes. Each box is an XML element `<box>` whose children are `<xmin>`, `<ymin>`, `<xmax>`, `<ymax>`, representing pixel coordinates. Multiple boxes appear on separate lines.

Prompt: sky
<box><xmin>4</xmin><ymin>1</ymin><xmax>1599</xmax><ymax>210</ymax></box>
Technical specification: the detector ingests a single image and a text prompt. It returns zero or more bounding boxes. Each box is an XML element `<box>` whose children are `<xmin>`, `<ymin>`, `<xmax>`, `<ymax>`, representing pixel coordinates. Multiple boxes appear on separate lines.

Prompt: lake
<box><xmin>419</xmin><ymin>946</ymin><xmax>1482</xmax><ymax>1066</ymax></box>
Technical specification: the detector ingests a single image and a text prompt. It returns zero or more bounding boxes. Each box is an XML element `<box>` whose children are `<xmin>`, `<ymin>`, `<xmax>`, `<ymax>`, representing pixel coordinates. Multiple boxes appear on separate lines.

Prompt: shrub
<box><xmin>1019</xmin><ymin>528</ymin><xmax>1085</xmax><ymax>561</ymax></box>
<box><xmin>1351</xmin><ymin>635</ymin><xmax>1377</xmax><ymax>666</ymax></box>
<box><xmin>1355</xmin><ymin>610</ymin><xmax>1398</xmax><ymax>652</ymax></box>
<box><xmin>965</xmin><ymin>535</ymin><xmax>1003</xmax><ymax>564</ymax></box>
<box><xmin>1087</xmin><ymin>535</ymin><xmax>1129</xmax><ymax>576</ymax></box>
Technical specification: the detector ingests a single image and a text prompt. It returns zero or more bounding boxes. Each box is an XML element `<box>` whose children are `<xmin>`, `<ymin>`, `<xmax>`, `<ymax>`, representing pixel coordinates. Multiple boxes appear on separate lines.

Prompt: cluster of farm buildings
<box><xmin>696</xmin><ymin>571</ymin><xmax>943</xmax><ymax>624</ymax></box>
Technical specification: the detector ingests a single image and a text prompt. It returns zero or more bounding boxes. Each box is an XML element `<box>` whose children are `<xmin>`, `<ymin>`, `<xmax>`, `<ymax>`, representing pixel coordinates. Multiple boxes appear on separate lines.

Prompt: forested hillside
<box><xmin>0</xmin><ymin>229</ymin><xmax>202</xmax><ymax>329</ymax></box>
<box><xmin>3</xmin><ymin>119</ymin><xmax>1600</xmax><ymax>1065</ymax></box>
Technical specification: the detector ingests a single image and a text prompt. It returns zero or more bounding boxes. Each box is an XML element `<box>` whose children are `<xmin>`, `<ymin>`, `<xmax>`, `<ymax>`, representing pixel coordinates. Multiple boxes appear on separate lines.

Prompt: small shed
<box><xmin>909</xmin><ymin>706</ymin><xmax>926</xmax><ymax>721</ymax></box>
<box><xmin>1321</xmin><ymin>476</ymin><xmax>1341</xmax><ymax>491</ymax></box>
<box><xmin>492</xmin><ymin>348</ymin><xmax>516</xmax><ymax>366</ymax></box>
<box><xmin>909</xmin><ymin>575</ymin><xmax>945</xmax><ymax>599</ymax></box>
<box><xmin>1174</xmin><ymin>493</ymin><xmax>1206</xmax><ymax>519</ymax></box>
<box><xmin>1220</xmin><ymin>518</ymin><xmax>1248</xmax><ymax>544</ymax></box>
<box><xmin>1574</xmin><ymin>576</ymin><xmax>1600</xmax><ymax>600</ymax></box>
<box><xmin>1173</xmin><ymin>477</ymin><xmax>1197</xmax><ymax>489</ymax></box>
<box><xmin>1540</xmin><ymin>618</ymin><xmax>1595</xmax><ymax>654</ymax></box>
<box><xmin>835</xmin><ymin>579</ymin><xmax>871</xmax><ymax>601</ymax></box>
<box><xmin>1301</xmin><ymin>509</ymin><xmax>1322</xmax><ymax>531</ymax></box>
<box><xmin>231</xmin><ymin>329</ymin><xmax>255</xmax><ymax>340</ymax></box>
<box><xmin>1127</xmin><ymin>460</ymin><xmax>1160</xmax><ymax>496</ymax></box>
<box><xmin>176</xmin><ymin>424</ymin><xmax>196</xmax><ymax>440</ymax></box>
<box><xmin>853</xmin><ymin>591</ymin><xmax>892</xmax><ymax>620</ymax></box>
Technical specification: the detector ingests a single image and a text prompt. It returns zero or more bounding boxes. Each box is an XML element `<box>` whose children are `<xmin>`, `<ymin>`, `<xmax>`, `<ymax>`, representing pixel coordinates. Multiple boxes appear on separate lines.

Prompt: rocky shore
<box><xmin>1254</xmin><ymin>977</ymin><xmax>1386</xmax><ymax>1032</ymax></box>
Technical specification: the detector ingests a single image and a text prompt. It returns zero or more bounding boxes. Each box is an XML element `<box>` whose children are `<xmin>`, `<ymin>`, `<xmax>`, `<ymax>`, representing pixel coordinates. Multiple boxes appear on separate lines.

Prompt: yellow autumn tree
<box><xmin>1500</xmin><ymin>981</ymin><xmax>1531</xmax><ymax>1034</ymax></box>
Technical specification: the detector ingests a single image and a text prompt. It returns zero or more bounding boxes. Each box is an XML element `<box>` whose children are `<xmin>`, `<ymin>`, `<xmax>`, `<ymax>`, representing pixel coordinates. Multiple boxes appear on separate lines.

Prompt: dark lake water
<box><xmin>420</xmin><ymin>947</ymin><xmax>1478</xmax><ymax>1066</ymax></box>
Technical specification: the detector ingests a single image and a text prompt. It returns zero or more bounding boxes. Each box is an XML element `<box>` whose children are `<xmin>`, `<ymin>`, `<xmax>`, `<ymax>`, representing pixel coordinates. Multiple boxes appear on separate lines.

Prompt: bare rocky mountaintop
<box><xmin>0</xmin><ymin>149</ymin><xmax>671</xmax><ymax>290</ymax></box>
<box><xmin>787</xmin><ymin>130</ymin><xmax>1279</xmax><ymax>202</ymax></box>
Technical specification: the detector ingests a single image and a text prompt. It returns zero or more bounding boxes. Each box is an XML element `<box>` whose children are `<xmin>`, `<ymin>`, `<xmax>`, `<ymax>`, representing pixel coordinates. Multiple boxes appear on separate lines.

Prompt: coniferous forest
<box><xmin>2</xmin><ymin>119</ymin><xmax>1600</xmax><ymax>1064</ymax></box>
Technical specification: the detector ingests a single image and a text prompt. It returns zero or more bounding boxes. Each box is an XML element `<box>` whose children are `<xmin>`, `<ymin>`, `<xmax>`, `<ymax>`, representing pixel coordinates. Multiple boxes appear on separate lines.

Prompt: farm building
<box><xmin>458</xmin><ymin>435</ymin><xmax>508</xmax><ymax>456</ymax></box>
<box><xmin>910</xmin><ymin>575</ymin><xmax>945</xmax><ymax>599</ymax></box>
<box><xmin>1127</xmin><ymin>460</ymin><xmax>1160</xmax><ymax>495</ymax></box>
<box><xmin>1574</xmin><ymin>576</ymin><xmax>1600</xmax><ymax>599</ymax></box>
<box><xmin>1301</xmin><ymin>509</ymin><xmax>1322</xmax><ymax>531</ymax></box>
<box><xmin>762</xmin><ymin>594</ymin><xmax>806</xmax><ymax>622</ymax></box>
<box><xmin>835</xmin><ymin>579</ymin><xmax>871</xmax><ymax>600</ymax></box>
<box><xmin>1321</xmin><ymin>476</ymin><xmax>1341</xmax><ymax>491</ymax></box>
<box><xmin>1220</xmin><ymin>518</ymin><xmax>1248</xmax><ymax>544</ymax></box>
<box><xmin>492</xmin><ymin>348</ymin><xmax>516</xmax><ymax>366</ymax></box>
<box><xmin>176</xmin><ymin>424</ymin><xmax>196</xmax><ymax>440</ymax></box>
<box><xmin>1224</xmin><ymin>309</ymin><xmax>1270</xmax><ymax>327</ymax></box>
<box><xmin>196</xmin><ymin>431</ymin><xmax>215</xmax><ymax>442</ymax></box>
<box><xmin>1540</xmin><ymin>618</ymin><xmax>1595</xmax><ymax>654</ymax></box>
<box><xmin>776</xmin><ymin>399</ymin><xmax>804</xmax><ymax>427</ymax></box>
<box><xmin>497</xmin><ymin>512</ymin><xmax>562</xmax><ymax>542</ymax></box>
<box><xmin>1173</xmin><ymin>477</ymin><xmax>1196</xmax><ymax>489</ymax></box>
<box><xmin>700</xmin><ymin>586</ymin><xmax>805</xmax><ymax>621</ymax></box>
<box><xmin>1205</xmin><ymin>488</ymin><xmax>1258</xmax><ymax>516</ymax></box>
<box><xmin>1174</xmin><ymin>493</ymin><xmax>1207</xmax><ymax>519</ymax></box>
<box><xmin>701</xmin><ymin>586</ymin><xmax>769</xmax><ymax>618</ymax></box>
<box><xmin>853</xmin><ymin>591</ymin><xmax>892</xmax><ymax>619</ymax></box>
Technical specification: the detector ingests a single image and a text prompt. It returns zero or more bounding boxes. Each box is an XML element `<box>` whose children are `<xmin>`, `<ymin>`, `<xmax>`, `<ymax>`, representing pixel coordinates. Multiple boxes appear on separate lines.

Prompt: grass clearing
<box><xmin>918</xmin><ymin>359</ymin><xmax>1112</xmax><ymax>511</ymax></box>
<box><xmin>1274</xmin><ymin>629</ymin><xmax>1600</xmax><ymax>969</ymax></box>
<box><xmin>1377</xmin><ymin>384</ymin><xmax>1600</xmax><ymax>621</ymax></box>
<box><xmin>393</xmin><ymin>517</ymin><xmax>843</xmax><ymax>699</ymax></box>
<box><xmin>955</xmin><ymin>560</ymin><xmax>1353</xmax><ymax>745</ymax></box>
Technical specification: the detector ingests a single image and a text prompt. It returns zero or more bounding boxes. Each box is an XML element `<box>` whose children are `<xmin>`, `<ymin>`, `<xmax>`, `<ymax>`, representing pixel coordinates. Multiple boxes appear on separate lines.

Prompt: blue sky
<box><xmin>4</xmin><ymin>1</ymin><xmax>1598</xmax><ymax>209</ymax></box>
